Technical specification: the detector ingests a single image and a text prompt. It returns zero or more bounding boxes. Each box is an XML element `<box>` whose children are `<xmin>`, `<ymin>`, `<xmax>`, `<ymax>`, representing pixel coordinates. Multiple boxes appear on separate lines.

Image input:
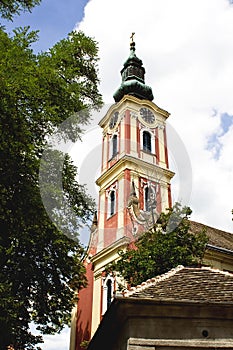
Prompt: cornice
<box><xmin>91</xmin><ymin>236</ymin><xmax>130</xmax><ymax>266</ymax></box>
<box><xmin>98</xmin><ymin>95</ymin><xmax>170</xmax><ymax>128</ymax></box>
<box><xmin>96</xmin><ymin>154</ymin><xmax>175</xmax><ymax>189</ymax></box>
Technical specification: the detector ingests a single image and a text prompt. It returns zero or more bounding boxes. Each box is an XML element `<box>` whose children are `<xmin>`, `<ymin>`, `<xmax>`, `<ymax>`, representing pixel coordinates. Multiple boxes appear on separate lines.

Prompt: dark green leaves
<box><xmin>0</xmin><ymin>26</ymin><xmax>102</xmax><ymax>349</ymax></box>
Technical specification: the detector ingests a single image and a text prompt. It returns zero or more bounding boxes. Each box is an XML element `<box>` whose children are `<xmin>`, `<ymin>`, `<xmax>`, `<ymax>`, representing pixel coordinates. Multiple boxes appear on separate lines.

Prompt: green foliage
<box><xmin>111</xmin><ymin>203</ymin><xmax>208</xmax><ymax>287</ymax></box>
<box><xmin>80</xmin><ymin>340</ymin><xmax>90</xmax><ymax>349</ymax></box>
<box><xmin>0</xmin><ymin>26</ymin><xmax>102</xmax><ymax>349</ymax></box>
<box><xmin>0</xmin><ymin>0</ymin><xmax>41</xmax><ymax>20</ymax></box>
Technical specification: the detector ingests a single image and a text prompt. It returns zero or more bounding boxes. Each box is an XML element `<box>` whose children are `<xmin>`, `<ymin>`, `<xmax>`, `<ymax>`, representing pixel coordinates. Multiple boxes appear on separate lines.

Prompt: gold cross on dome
<box><xmin>130</xmin><ymin>32</ymin><xmax>135</xmax><ymax>43</ymax></box>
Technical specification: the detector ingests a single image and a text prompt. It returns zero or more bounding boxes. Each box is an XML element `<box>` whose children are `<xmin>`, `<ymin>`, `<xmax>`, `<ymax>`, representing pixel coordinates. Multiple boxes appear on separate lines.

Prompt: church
<box><xmin>69</xmin><ymin>36</ymin><xmax>233</xmax><ymax>350</ymax></box>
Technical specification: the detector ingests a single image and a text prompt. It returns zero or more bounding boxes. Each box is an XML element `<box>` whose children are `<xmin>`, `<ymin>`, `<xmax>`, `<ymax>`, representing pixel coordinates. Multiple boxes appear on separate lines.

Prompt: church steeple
<box><xmin>73</xmin><ymin>37</ymin><xmax>174</xmax><ymax>350</ymax></box>
<box><xmin>113</xmin><ymin>33</ymin><xmax>154</xmax><ymax>102</ymax></box>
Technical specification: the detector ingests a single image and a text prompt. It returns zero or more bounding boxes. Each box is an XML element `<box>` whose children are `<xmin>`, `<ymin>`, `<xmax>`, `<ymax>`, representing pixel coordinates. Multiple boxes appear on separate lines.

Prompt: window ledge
<box><xmin>141</xmin><ymin>149</ymin><xmax>156</xmax><ymax>155</ymax></box>
<box><xmin>107</xmin><ymin>213</ymin><xmax>117</xmax><ymax>220</ymax></box>
<box><xmin>108</xmin><ymin>153</ymin><xmax>119</xmax><ymax>162</ymax></box>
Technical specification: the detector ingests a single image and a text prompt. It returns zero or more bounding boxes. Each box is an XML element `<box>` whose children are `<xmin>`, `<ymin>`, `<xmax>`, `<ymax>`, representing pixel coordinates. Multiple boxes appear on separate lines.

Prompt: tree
<box><xmin>0</xmin><ymin>26</ymin><xmax>102</xmax><ymax>349</ymax></box>
<box><xmin>111</xmin><ymin>203</ymin><xmax>208</xmax><ymax>287</ymax></box>
<box><xmin>0</xmin><ymin>0</ymin><xmax>41</xmax><ymax>20</ymax></box>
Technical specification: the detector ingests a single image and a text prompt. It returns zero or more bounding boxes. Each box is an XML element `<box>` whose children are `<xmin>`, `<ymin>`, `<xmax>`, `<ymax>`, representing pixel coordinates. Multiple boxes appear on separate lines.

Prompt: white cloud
<box><xmin>41</xmin><ymin>328</ymin><xmax>70</xmax><ymax>350</ymax></box>
<box><xmin>75</xmin><ymin>0</ymin><xmax>233</xmax><ymax>233</ymax></box>
<box><xmin>29</xmin><ymin>324</ymin><xmax>70</xmax><ymax>350</ymax></box>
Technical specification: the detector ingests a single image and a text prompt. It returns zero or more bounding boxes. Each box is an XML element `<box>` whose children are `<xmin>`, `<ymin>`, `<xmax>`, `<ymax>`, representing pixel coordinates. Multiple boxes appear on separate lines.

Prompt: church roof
<box><xmin>124</xmin><ymin>265</ymin><xmax>233</xmax><ymax>303</ymax></box>
<box><xmin>190</xmin><ymin>221</ymin><xmax>233</xmax><ymax>252</ymax></box>
<box><xmin>113</xmin><ymin>36</ymin><xmax>154</xmax><ymax>102</ymax></box>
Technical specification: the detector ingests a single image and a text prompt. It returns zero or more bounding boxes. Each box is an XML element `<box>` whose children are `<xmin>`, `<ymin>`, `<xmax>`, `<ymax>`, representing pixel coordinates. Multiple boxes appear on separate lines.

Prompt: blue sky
<box><xmin>1</xmin><ymin>0</ymin><xmax>88</xmax><ymax>52</ymax></box>
<box><xmin>207</xmin><ymin>112</ymin><xmax>233</xmax><ymax>160</ymax></box>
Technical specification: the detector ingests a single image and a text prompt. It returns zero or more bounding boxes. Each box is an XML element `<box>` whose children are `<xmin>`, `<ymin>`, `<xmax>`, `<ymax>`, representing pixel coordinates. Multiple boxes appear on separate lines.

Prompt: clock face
<box><xmin>140</xmin><ymin>108</ymin><xmax>155</xmax><ymax>124</ymax></box>
<box><xmin>109</xmin><ymin>111</ymin><xmax>119</xmax><ymax>129</ymax></box>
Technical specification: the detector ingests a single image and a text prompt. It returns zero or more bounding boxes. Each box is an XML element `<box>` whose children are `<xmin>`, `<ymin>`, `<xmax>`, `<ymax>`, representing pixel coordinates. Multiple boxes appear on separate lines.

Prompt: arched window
<box><xmin>112</xmin><ymin>135</ymin><xmax>117</xmax><ymax>157</ymax></box>
<box><xmin>144</xmin><ymin>185</ymin><xmax>156</xmax><ymax>212</ymax></box>
<box><xmin>106</xmin><ymin>279</ymin><xmax>112</xmax><ymax>309</ymax></box>
<box><xmin>109</xmin><ymin>190</ymin><xmax>116</xmax><ymax>217</ymax></box>
<box><xmin>102</xmin><ymin>275</ymin><xmax>115</xmax><ymax>315</ymax></box>
<box><xmin>143</xmin><ymin>131</ymin><xmax>152</xmax><ymax>152</ymax></box>
<box><xmin>144</xmin><ymin>186</ymin><xmax>149</xmax><ymax>212</ymax></box>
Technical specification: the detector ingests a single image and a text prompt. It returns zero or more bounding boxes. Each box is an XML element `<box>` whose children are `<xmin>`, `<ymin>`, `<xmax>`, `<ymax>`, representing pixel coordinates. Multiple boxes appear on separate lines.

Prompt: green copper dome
<box><xmin>113</xmin><ymin>39</ymin><xmax>154</xmax><ymax>102</ymax></box>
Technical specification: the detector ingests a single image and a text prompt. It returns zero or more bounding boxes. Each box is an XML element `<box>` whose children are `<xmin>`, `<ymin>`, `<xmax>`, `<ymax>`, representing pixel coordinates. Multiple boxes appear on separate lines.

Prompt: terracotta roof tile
<box><xmin>124</xmin><ymin>266</ymin><xmax>233</xmax><ymax>303</ymax></box>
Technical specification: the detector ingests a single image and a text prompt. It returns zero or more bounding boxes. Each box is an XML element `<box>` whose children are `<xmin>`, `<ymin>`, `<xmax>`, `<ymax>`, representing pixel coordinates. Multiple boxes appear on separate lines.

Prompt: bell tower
<box><xmin>95</xmin><ymin>36</ymin><xmax>174</xmax><ymax>251</ymax></box>
<box><xmin>72</xmin><ymin>36</ymin><xmax>174</xmax><ymax>350</ymax></box>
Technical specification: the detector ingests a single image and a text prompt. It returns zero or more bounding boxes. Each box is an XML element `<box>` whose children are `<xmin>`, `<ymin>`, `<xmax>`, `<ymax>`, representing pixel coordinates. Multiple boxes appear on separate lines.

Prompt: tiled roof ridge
<box><xmin>122</xmin><ymin>265</ymin><xmax>233</xmax><ymax>297</ymax></box>
<box><xmin>123</xmin><ymin>265</ymin><xmax>185</xmax><ymax>297</ymax></box>
<box><xmin>190</xmin><ymin>220</ymin><xmax>233</xmax><ymax>235</ymax></box>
